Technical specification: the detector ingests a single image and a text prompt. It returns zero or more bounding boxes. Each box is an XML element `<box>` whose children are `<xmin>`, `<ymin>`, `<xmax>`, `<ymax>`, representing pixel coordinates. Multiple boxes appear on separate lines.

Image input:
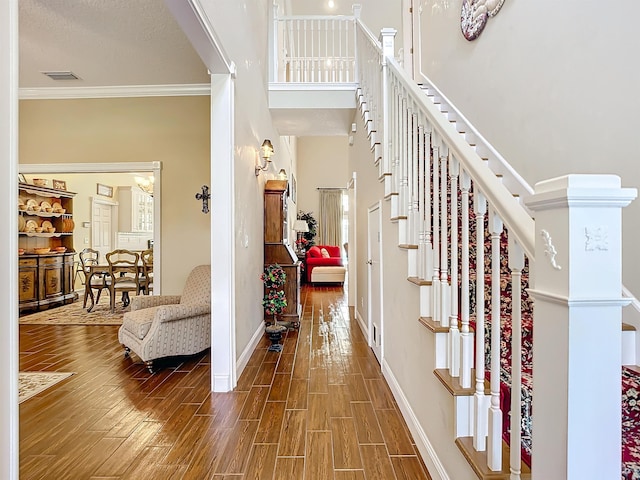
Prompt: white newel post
<box><xmin>525</xmin><ymin>175</ymin><xmax>636</xmax><ymax>480</ymax></box>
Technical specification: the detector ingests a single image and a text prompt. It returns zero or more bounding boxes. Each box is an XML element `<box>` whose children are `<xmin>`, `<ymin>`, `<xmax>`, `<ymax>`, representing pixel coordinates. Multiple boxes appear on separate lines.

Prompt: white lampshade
<box><xmin>293</xmin><ymin>220</ymin><xmax>309</xmax><ymax>233</ymax></box>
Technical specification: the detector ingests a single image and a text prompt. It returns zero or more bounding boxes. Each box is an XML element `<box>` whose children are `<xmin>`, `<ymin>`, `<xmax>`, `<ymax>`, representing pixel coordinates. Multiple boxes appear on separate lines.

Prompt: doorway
<box><xmin>19</xmin><ymin>162</ymin><xmax>161</xmax><ymax>293</ymax></box>
<box><xmin>368</xmin><ymin>202</ymin><xmax>383</xmax><ymax>362</ymax></box>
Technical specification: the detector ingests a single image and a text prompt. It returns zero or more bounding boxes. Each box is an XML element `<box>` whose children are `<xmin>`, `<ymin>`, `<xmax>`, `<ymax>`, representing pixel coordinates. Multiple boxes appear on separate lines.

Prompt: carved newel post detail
<box><xmin>525</xmin><ymin>175</ymin><xmax>637</xmax><ymax>480</ymax></box>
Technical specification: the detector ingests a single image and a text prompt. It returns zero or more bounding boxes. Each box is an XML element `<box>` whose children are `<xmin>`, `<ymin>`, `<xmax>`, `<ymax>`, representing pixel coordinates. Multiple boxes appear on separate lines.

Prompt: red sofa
<box><xmin>305</xmin><ymin>245</ymin><xmax>343</xmax><ymax>282</ymax></box>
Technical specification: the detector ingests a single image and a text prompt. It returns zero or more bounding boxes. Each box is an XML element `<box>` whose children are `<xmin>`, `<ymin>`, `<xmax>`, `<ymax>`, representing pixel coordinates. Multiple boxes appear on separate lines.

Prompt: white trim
<box><xmin>1</xmin><ymin>1</ymin><xmax>19</xmax><ymax>478</ymax></box>
<box><xmin>18</xmin><ymin>83</ymin><xmax>211</xmax><ymax>100</ymax></box>
<box><xmin>19</xmin><ymin>161</ymin><xmax>161</xmax><ymax>174</ymax></box>
<box><xmin>213</xmin><ymin>374</ymin><xmax>233</xmax><ymax>392</ymax></box>
<box><xmin>527</xmin><ymin>289</ymin><xmax>632</xmax><ymax>307</ymax></box>
<box><xmin>269</xmin><ymin>82</ymin><xmax>358</xmax><ymax>92</ymax></box>
<box><xmin>382</xmin><ymin>359</ymin><xmax>450</xmax><ymax>480</ymax></box>
<box><xmin>355</xmin><ymin>309</ymin><xmax>368</xmax><ymax>338</ymax></box>
<box><xmin>210</xmin><ymin>73</ymin><xmax>237</xmax><ymax>392</ymax></box>
<box><xmin>19</xmin><ymin>161</ymin><xmax>162</xmax><ymax>293</ymax></box>
<box><xmin>237</xmin><ymin>322</ymin><xmax>266</xmax><ymax>377</ymax></box>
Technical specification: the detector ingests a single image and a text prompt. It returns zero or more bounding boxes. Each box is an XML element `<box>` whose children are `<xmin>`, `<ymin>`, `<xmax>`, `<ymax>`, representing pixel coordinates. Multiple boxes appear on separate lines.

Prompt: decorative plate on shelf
<box><xmin>26</xmin><ymin>199</ymin><xmax>37</xmax><ymax>207</ymax></box>
<box><xmin>18</xmin><ymin>197</ymin><xmax>24</xmax><ymax>206</ymax></box>
<box><xmin>41</xmin><ymin>220</ymin><xmax>53</xmax><ymax>229</ymax></box>
<box><xmin>52</xmin><ymin>202</ymin><xmax>62</xmax><ymax>211</ymax></box>
<box><xmin>40</xmin><ymin>201</ymin><xmax>51</xmax><ymax>209</ymax></box>
<box><xmin>18</xmin><ymin>215</ymin><xmax>25</xmax><ymax>232</ymax></box>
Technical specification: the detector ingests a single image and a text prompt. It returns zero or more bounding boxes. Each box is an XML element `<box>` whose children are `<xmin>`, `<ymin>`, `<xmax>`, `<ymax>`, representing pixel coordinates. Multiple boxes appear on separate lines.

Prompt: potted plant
<box><xmin>261</xmin><ymin>264</ymin><xmax>288</xmax><ymax>351</ymax></box>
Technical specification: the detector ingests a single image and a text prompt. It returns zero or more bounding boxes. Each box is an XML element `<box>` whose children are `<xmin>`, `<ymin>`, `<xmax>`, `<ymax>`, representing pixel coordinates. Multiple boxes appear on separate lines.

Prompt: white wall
<box><xmin>202</xmin><ymin>0</ymin><xmax>297</xmax><ymax>360</ymax></box>
<box><xmin>297</xmin><ymin>135</ymin><xmax>350</xmax><ymax>222</ymax></box>
<box><xmin>415</xmin><ymin>0</ymin><xmax>640</xmax><ymax>294</ymax></box>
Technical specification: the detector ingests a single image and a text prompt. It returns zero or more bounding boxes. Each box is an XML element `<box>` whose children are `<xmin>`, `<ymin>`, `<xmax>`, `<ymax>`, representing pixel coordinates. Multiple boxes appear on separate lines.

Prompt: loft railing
<box><xmin>270</xmin><ymin>7</ymin><xmax>635</xmax><ymax>478</ymax></box>
<box><xmin>270</xmin><ymin>5</ymin><xmax>359</xmax><ymax>84</ymax></box>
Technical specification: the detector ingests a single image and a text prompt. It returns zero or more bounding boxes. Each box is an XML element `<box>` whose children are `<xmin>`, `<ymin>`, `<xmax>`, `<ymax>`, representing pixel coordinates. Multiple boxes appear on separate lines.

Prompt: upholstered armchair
<box><xmin>118</xmin><ymin>264</ymin><xmax>211</xmax><ymax>373</ymax></box>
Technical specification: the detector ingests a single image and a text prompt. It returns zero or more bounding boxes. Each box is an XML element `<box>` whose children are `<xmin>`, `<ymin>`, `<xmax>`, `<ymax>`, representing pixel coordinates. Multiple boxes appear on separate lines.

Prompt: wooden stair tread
<box><xmin>434</xmin><ymin>368</ymin><xmax>489</xmax><ymax>396</ymax></box>
<box><xmin>399</xmin><ymin>244</ymin><xmax>418</xmax><ymax>250</ymax></box>
<box><xmin>623</xmin><ymin>322</ymin><xmax>636</xmax><ymax>331</ymax></box>
<box><xmin>419</xmin><ymin>316</ymin><xmax>448</xmax><ymax>333</ymax></box>
<box><xmin>456</xmin><ymin>437</ymin><xmax>531</xmax><ymax>480</ymax></box>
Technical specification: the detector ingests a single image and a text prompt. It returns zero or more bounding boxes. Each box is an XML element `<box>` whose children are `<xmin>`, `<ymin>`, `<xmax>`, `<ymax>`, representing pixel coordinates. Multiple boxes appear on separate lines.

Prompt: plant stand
<box><xmin>265</xmin><ymin>323</ymin><xmax>287</xmax><ymax>352</ymax></box>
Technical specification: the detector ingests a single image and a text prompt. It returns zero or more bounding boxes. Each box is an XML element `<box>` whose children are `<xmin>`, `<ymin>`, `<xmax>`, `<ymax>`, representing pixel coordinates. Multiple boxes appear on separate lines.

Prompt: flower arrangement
<box><xmin>261</xmin><ymin>264</ymin><xmax>287</xmax><ymax>325</ymax></box>
<box><xmin>262</xmin><ymin>289</ymin><xmax>287</xmax><ymax>316</ymax></box>
<box><xmin>261</xmin><ymin>263</ymin><xmax>286</xmax><ymax>289</ymax></box>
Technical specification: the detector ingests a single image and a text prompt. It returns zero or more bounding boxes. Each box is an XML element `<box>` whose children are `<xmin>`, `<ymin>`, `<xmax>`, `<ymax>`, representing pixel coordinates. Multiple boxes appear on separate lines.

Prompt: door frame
<box><xmin>367</xmin><ymin>201</ymin><xmax>384</xmax><ymax>362</ymax></box>
<box><xmin>19</xmin><ymin>162</ymin><xmax>162</xmax><ymax>293</ymax></box>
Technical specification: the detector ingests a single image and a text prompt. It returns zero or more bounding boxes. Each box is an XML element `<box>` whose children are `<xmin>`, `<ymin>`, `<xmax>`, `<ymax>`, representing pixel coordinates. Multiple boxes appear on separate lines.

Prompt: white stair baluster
<box><xmin>473</xmin><ymin>191</ymin><xmax>488</xmax><ymax>452</ymax></box>
<box><xmin>460</xmin><ymin>170</ymin><xmax>472</xmax><ymax>389</ymax></box>
<box><xmin>509</xmin><ymin>238</ymin><xmax>524</xmax><ymax>480</ymax></box>
<box><xmin>449</xmin><ymin>154</ymin><xmax>460</xmax><ymax>377</ymax></box>
<box><xmin>487</xmin><ymin>210</ymin><xmax>504</xmax><ymax>470</ymax></box>
<box><xmin>431</xmin><ymin>138</ymin><xmax>441</xmax><ymax>322</ymax></box>
<box><xmin>440</xmin><ymin>147</ymin><xmax>449</xmax><ymax>328</ymax></box>
<box><xmin>417</xmin><ymin>121</ymin><xmax>426</xmax><ymax>280</ymax></box>
<box><xmin>449</xmin><ymin>156</ymin><xmax>460</xmax><ymax>377</ymax></box>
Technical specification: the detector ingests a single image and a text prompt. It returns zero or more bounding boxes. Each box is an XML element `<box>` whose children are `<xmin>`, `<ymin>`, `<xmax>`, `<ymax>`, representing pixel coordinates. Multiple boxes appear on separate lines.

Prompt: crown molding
<box><xmin>18</xmin><ymin>83</ymin><xmax>211</xmax><ymax>100</ymax></box>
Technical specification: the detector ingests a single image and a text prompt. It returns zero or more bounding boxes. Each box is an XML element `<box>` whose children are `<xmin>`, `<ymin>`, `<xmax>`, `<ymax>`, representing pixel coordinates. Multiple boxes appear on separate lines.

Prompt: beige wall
<box><xmin>19</xmin><ymin>96</ymin><xmax>211</xmax><ymax>294</ymax></box>
<box><xmin>415</xmin><ymin>0</ymin><xmax>640</xmax><ymax>295</ymax></box>
<box><xmin>296</xmin><ymin>135</ymin><xmax>350</xmax><ymax>232</ymax></box>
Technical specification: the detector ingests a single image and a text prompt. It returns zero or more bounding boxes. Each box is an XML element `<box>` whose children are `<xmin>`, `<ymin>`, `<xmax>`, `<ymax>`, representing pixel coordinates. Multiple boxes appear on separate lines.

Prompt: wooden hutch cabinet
<box><xmin>18</xmin><ymin>182</ymin><xmax>77</xmax><ymax>313</ymax></box>
<box><xmin>264</xmin><ymin>179</ymin><xmax>301</xmax><ymax>325</ymax></box>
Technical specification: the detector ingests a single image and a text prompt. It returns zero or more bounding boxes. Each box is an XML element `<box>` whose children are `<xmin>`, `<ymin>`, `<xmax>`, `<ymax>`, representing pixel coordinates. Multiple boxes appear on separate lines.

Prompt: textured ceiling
<box><xmin>19</xmin><ymin>0</ymin><xmax>210</xmax><ymax>89</ymax></box>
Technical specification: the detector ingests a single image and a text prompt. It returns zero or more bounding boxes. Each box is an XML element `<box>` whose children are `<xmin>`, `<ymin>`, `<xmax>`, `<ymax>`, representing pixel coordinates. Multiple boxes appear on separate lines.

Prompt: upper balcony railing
<box><xmin>269</xmin><ymin>5</ymin><xmax>359</xmax><ymax>84</ymax></box>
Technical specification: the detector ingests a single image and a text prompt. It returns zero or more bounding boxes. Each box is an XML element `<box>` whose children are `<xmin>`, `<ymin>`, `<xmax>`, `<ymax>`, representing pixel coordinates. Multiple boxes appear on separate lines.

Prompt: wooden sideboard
<box><xmin>18</xmin><ymin>182</ymin><xmax>78</xmax><ymax>313</ymax></box>
<box><xmin>19</xmin><ymin>253</ymin><xmax>77</xmax><ymax>312</ymax></box>
<box><xmin>264</xmin><ymin>179</ymin><xmax>301</xmax><ymax>325</ymax></box>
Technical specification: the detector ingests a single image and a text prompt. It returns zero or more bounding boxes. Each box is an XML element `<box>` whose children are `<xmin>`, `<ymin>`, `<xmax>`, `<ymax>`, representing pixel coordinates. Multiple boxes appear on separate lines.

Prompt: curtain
<box><xmin>319</xmin><ymin>189</ymin><xmax>344</xmax><ymax>246</ymax></box>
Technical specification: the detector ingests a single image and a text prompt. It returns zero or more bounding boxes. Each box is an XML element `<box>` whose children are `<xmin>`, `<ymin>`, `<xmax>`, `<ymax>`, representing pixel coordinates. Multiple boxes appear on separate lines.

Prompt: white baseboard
<box><xmin>382</xmin><ymin>359</ymin><xmax>450</xmax><ymax>480</ymax></box>
<box><xmin>213</xmin><ymin>374</ymin><xmax>232</xmax><ymax>392</ymax></box>
<box><xmin>236</xmin><ymin>321</ymin><xmax>265</xmax><ymax>379</ymax></box>
<box><xmin>355</xmin><ymin>309</ymin><xmax>368</xmax><ymax>338</ymax></box>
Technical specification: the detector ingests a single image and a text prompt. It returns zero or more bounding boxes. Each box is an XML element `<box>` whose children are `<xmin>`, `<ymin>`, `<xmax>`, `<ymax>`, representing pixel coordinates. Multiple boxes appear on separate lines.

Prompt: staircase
<box><xmin>269</xmin><ymin>8</ymin><xmax>639</xmax><ymax>479</ymax></box>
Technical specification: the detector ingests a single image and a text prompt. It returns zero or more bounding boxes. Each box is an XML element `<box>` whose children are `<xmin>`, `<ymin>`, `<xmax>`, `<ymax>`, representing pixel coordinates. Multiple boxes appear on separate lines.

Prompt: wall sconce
<box><xmin>255</xmin><ymin>139</ymin><xmax>274</xmax><ymax>176</ymax></box>
<box><xmin>278</xmin><ymin>168</ymin><xmax>288</xmax><ymax>180</ymax></box>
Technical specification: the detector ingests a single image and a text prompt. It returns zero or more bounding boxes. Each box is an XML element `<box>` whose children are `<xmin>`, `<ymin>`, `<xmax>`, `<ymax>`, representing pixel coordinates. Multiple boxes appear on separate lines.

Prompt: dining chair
<box><xmin>105</xmin><ymin>249</ymin><xmax>141</xmax><ymax>312</ymax></box>
<box><xmin>140</xmin><ymin>249</ymin><xmax>153</xmax><ymax>295</ymax></box>
<box><xmin>79</xmin><ymin>248</ymin><xmax>109</xmax><ymax>309</ymax></box>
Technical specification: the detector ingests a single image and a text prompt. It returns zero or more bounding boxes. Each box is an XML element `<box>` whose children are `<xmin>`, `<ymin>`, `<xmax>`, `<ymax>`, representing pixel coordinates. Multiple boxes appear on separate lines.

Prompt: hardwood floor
<box><xmin>19</xmin><ymin>284</ymin><xmax>432</xmax><ymax>479</ymax></box>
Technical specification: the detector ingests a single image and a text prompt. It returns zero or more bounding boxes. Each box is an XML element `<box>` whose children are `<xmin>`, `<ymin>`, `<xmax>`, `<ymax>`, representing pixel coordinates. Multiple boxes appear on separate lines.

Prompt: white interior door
<box><xmin>368</xmin><ymin>203</ymin><xmax>383</xmax><ymax>362</ymax></box>
<box><xmin>412</xmin><ymin>0</ymin><xmax>429</xmax><ymax>83</ymax></box>
<box><xmin>91</xmin><ymin>199</ymin><xmax>115</xmax><ymax>261</ymax></box>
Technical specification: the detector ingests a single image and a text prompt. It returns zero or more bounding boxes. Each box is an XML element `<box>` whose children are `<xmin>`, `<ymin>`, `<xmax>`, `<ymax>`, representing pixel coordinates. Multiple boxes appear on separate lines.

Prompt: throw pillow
<box><xmin>308</xmin><ymin>246</ymin><xmax>322</xmax><ymax>258</ymax></box>
<box><xmin>321</xmin><ymin>248</ymin><xmax>330</xmax><ymax>258</ymax></box>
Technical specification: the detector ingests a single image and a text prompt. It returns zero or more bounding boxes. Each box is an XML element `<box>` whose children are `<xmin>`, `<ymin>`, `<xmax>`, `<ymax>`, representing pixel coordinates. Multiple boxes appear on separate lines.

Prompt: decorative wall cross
<box><xmin>195</xmin><ymin>185</ymin><xmax>211</xmax><ymax>214</ymax></box>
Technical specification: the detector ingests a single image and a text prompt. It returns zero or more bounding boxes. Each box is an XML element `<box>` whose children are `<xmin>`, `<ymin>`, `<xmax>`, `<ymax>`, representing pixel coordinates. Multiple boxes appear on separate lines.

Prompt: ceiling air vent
<box><xmin>42</xmin><ymin>71</ymin><xmax>80</xmax><ymax>81</ymax></box>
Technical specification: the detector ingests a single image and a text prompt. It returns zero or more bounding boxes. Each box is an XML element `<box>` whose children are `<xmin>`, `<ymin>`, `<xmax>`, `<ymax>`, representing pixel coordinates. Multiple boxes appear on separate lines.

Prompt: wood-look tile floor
<box><xmin>19</xmin><ymin>284</ymin><xmax>432</xmax><ymax>479</ymax></box>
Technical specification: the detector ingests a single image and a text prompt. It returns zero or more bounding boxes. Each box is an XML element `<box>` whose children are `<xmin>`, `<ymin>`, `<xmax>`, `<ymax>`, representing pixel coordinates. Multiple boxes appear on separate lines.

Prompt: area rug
<box><xmin>19</xmin><ymin>300</ymin><xmax>128</xmax><ymax>325</ymax></box>
<box><xmin>19</xmin><ymin>372</ymin><xmax>74</xmax><ymax>403</ymax></box>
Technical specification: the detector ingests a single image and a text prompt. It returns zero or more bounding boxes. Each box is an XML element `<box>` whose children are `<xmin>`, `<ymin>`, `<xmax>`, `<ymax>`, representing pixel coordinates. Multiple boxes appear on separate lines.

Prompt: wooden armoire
<box><xmin>263</xmin><ymin>179</ymin><xmax>301</xmax><ymax>325</ymax></box>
